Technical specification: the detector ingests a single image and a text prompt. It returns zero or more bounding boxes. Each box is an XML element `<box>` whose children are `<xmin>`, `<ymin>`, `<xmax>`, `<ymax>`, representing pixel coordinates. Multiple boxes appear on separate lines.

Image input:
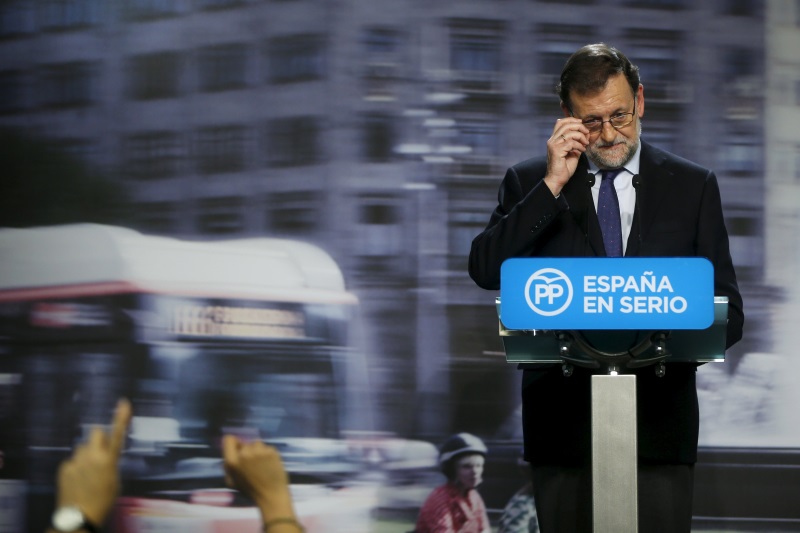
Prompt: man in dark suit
<box><xmin>468</xmin><ymin>44</ymin><xmax>744</xmax><ymax>533</ymax></box>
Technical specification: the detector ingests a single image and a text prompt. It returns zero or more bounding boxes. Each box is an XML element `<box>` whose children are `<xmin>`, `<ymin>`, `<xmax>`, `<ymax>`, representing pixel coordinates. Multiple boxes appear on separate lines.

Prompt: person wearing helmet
<box><xmin>415</xmin><ymin>433</ymin><xmax>491</xmax><ymax>533</ymax></box>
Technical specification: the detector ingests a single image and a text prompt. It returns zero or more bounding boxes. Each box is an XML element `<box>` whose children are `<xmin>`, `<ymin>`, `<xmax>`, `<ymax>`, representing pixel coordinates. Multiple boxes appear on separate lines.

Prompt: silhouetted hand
<box><xmin>221</xmin><ymin>435</ymin><xmax>298</xmax><ymax>526</ymax></box>
<box><xmin>55</xmin><ymin>398</ymin><xmax>132</xmax><ymax>527</ymax></box>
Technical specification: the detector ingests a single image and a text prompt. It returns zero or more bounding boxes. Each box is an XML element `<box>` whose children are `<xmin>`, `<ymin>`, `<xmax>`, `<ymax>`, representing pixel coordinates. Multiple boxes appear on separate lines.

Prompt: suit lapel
<box><xmin>626</xmin><ymin>141</ymin><xmax>670</xmax><ymax>257</ymax></box>
<box><xmin>563</xmin><ymin>158</ymin><xmax>605</xmax><ymax>256</ymax></box>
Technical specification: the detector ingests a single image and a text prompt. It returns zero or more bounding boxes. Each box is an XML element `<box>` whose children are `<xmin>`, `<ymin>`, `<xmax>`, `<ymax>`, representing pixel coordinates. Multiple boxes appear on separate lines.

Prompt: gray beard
<box><xmin>586</xmin><ymin>120</ymin><xmax>642</xmax><ymax>169</ymax></box>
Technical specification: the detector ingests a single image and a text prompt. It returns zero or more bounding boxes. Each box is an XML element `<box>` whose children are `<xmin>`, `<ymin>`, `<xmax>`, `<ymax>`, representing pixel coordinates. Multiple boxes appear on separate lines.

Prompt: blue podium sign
<box><xmin>500</xmin><ymin>257</ymin><xmax>714</xmax><ymax>330</ymax></box>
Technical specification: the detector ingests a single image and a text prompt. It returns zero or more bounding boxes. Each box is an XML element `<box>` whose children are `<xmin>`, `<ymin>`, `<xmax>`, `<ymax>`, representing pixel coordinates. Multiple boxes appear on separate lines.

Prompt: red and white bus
<box><xmin>0</xmin><ymin>224</ymin><xmax>434</xmax><ymax>533</ymax></box>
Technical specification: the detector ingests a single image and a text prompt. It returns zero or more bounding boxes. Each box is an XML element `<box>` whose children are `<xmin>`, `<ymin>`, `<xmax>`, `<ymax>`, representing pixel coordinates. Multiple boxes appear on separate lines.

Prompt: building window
<box><xmin>267</xmin><ymin>116</ymin><xmax>322</xmax><ymax>167</ymax></box>
<box><xmin>40</xmin><ymin>0</ymin><xmax>100</xmax><ymax>30</ymax></box>
<box><xmin>623</xmin><ymin>0</ymin><xmax>684</xmax><ymax>8</ymax></box>
<box><xmin>458</xmin><ymin>119</ymin><xmax>499</xmax><ymax>157</ymax></box>
<box><xmin>267</xmin><ymin>34</ymin><xmax>326</xmax><ymax>84</ymax></box>
<box><xmin>718</xmin><ymin>134</ymin><xmax>760</xmax><ymax>176</ymax></box>
<box><xmin>636</xmin><ymin>54</ymin><xmax>679</xmax><ymax>85</ymax></box>
<box><xmin>355</xmin><ymin>195</ymin><xmax>403</xmax><ymax>275</ymax></box>
<box><xmin>124</xmin><ymin>0</ymin><xmax>180</xmax><ymax>21</ymax></box>
<box><xmin>448</xmin><ymin>208</ymin><xmax>489</xmax><ymax>271</ymax></box>
<box><xmin>624</xmin><ymin>29</ymin><xmax>683</xmax><ymax>103</ymax></box>
<box><xmin>195</xmin><ymin>125</ymin><xmax>250</xmax><ymax>175</ymax></box>
<box><xmin>362</xmin><ymin>113</ymin><xmax>395</xmax><ymax>162</ymax></box>
<box><xmin>267</xmin><ymin>191</ymin><xmax>320</xmax><ymax>236</ymax></box>
<box><xmin>727</xmin><ymin>215</ymin><xmax>758</xmax><ymax>237</ymax></box>
<box><xmin>537</xmin><ymin>23</ymin><xmax>594</xmax><ymax>57</ymax></box>
<box><xmin>361</xmin><ymin>27</ymin><xmax>402</xmax><ymax>98</ymax></box>
<box><xmin>39</xmin><ymin>61</ymin><xmax>98</xmax><ymax>109</ymax></box>
<box><xmin>535</xmin><ymin>24</ymin><xmax>595</xmax><ymax>98</ymax></box>
<box><xmin>722</xmin><ymin>47</ymin><xmax>759</xmax><ymax>82</ymax></box>
<box><xmin>198</xmin><ymin>43</ymin><xmax>248</xmax><ymax>92</ymax></box>
<box><xmin>0</xmin><ymin>71</ymin><xmax>27</xmax><ymax>114</ymax></box>
<box><xmin>726</xmin><ymin>211</ymin><xmax>760</xmax><ymax>277</ymax></box>
<box><xmin>720</xmin><ymin>47</ymin><xmax>761</xmax><ymax>118</ymax></box>
<box><xmin>127</xmin><ymin>51</ymin><xmax>181</xmax><ymax>100</ymax></box>
<box><xmin>0</xmin><ymin>1</ymin><xmax>35</xmax><ymax>37</ymax></box>
<box><xmin>624</xmin><ymin>29</ymin><xmax>682</xmax><ymax>80</ymax></box>
<box><xmin>362</xmin><ymin>26</ymin><xmax>400</xmax><ymax>55</ymax></box>
<box><xmin>197</xmin><ymin>196</ymin><xmax>244</xmax><ymax>234</ymax></box>
<box><xmin>724</xmin><ymin>0</ymin><xmax>760</xmax><ymax>17</ymax></box>
<box><xmin>195</xmin><ymin>0</ymin><xmax>245</xmax><ymax>10</ymax></box>
<box><xmin>449</xmin><ymin>20</ymin><xmax>504</xmax><ymax>73</ymax></box>
<box><xmin>124</xmin><ymin>131</ymin><xmax>186</xmax><ymax>180</ymax></box>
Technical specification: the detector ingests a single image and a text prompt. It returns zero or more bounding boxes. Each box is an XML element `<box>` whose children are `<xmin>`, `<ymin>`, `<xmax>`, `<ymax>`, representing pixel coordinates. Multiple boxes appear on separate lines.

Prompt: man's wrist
<box><xmin>256</xmin><ymin>492</ymin><xmax>295</xmax><ymax>522</ymax></box>
<box><xmin>50</xmin><ymin>505</ymin><xmax>100</xmax><ymax>533</ymax></box>
<box><xmin>543</xmin><ymin>176</ymin><xmax>563</xmax><ymax>197</ymax></box>
<box><xmin>263</xmin><ymin>516</ymin><xmax>305</xmax><ymax>532</ymax></box>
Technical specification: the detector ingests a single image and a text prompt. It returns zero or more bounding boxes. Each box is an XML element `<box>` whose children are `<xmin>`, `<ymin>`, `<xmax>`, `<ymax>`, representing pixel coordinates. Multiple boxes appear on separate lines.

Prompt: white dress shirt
<box><xmin>588</xmin><ymin>142</ymin><xmax>642</xmax><ymax>256</ymax></box>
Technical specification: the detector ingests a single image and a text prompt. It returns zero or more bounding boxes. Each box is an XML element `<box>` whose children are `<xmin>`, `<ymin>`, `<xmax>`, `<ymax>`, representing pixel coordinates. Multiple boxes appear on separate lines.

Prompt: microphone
<box><xmin>632</xmin><ymin>174</ymin><xmax>642</xmax><ymax>245</ymax></box>
<box><xmin>582</xmin><ymin>171</ymin><xmax>595</xmax><ymax>247</ymax></box>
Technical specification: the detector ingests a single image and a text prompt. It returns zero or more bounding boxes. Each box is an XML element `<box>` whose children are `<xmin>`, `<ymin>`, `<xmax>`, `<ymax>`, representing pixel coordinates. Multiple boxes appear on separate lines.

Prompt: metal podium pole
<box><xmin>592</xmin><ymin>373</ymin><xmax>638</xmax><ymax>532</ymax></box>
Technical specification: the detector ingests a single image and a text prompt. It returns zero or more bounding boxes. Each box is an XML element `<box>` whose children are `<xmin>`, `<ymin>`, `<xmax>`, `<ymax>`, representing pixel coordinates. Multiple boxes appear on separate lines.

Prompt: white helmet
<box><xmin>438</xmin><ymin>432</ymin><xmax>488</xmax><ymax>467</ymax></box>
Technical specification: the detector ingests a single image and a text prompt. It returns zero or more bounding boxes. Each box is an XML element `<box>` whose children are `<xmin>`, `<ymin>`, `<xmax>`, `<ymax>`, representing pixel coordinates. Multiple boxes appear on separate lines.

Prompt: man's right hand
<box><xmin>543</xmin><ymin>117</ymin><xmax>590</xmax><ymax>196</ymax></box>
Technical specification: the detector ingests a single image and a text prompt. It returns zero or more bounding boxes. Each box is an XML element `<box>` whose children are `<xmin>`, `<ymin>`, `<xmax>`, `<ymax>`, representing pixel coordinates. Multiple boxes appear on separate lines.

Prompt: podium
<box><xmin>496</xmin><ymin>296</ymin><xmax>729</xmax><ymax>532</ymax></box>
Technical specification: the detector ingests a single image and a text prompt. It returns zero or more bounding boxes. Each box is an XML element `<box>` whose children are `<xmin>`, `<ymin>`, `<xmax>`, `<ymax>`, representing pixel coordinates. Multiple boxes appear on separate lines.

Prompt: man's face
<box><xmin>454</xmin><ymin>453</ymin><xmax>485</xmax><ymax>490</ymax></box>
<box><xmin>564</xmin><ymin>73</ymin><xmax>644</xmax><ymax>170</ymax></box>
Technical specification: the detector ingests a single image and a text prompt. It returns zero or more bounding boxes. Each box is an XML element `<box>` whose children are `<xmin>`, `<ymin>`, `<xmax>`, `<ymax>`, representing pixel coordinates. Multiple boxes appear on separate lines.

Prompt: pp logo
<box><xmin>524</xmin><ymin>268</ymin><xmax>573</xmax><ymax>316</ymax></box>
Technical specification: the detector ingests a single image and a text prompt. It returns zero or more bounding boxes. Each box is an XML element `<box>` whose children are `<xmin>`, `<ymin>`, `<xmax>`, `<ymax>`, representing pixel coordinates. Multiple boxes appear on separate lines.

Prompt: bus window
<box><xmin>143</xmin><ymin>344</ymin><xmax>340</xmax><ymax>444</ymax></box>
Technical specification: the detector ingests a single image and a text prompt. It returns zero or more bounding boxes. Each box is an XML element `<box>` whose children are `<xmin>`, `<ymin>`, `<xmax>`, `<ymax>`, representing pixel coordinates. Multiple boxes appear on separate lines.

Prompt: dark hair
<box><xmin>557</xmin><ymin>43</ymin><xmax>640</xmax><ymax>111</ymax></box>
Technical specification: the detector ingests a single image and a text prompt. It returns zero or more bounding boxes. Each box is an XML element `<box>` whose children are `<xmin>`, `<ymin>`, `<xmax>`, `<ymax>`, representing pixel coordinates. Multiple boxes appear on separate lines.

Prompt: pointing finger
<box><xmin>222</xmin><ymin>434</ymin><xmax>242</xmax><ymax>464</ymax></box>
<box><xmin>108</xmin><ymin>398</ymin><xmax>132</xmax><ymax>457</ymax></box>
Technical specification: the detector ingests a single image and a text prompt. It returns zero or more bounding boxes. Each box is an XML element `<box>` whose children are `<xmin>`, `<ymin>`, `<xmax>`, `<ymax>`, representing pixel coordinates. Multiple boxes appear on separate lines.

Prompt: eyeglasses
<box><xmin>572</xmin><ymin>98</ymin><xmax>637</xmax><ymax>134</ymax></box>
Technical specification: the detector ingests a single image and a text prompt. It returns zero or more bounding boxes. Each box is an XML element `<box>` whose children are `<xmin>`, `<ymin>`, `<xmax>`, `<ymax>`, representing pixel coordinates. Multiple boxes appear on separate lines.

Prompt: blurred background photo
<box><xmin>1</xmin><ymin>0</ymin><xmax>799</xmax><ymax>531</ymax></box>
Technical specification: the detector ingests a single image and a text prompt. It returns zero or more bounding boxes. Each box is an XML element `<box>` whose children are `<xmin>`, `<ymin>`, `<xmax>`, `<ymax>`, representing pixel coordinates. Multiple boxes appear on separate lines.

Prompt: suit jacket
<box><xmin>468</xmin><ymin>140</ymin><xmax>744</xmax><ymax>465</ymax></box>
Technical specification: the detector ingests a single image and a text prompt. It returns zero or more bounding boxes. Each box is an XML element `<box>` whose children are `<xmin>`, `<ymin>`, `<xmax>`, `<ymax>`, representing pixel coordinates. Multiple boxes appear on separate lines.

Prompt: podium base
<box><xmin>592</xmin><ymin>374</ymin><xmax>638</xmax><ymax>532</ymax></box>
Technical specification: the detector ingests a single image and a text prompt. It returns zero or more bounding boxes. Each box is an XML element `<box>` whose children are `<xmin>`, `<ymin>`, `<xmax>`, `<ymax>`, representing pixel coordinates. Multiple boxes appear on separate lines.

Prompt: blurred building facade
<box><xmin>0</xmin><ymin>0</ymin><xmax>769</xmax><ymax>440</ymax></box>
<box><xmin>764</xmin><ymin>0</ymin><xmax>800</xmax><ymax>439</ymax></box>
<box><xmin>766</xmin><ymin>0</ymin><xmax>800</xmax><ymax>289</ymax></box>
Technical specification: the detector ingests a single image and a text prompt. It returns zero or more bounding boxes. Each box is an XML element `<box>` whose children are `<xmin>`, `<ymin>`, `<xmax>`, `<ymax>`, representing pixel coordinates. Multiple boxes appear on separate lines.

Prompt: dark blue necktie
<box><xmin>598</xmin><ymin>169</ymin><xmax>623</xmax><ymax>257</ymax></box>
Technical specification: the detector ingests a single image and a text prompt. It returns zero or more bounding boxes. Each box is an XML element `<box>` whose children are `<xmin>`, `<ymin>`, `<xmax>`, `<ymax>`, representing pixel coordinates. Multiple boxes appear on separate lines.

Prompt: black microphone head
<box><xmin>587</xmin><ymin>172</ymin><xmax>595</xmax><ymax>187</ymax></box>
<box><xmin>631</xmin><ymin>173</ymin><xmax>643</xmax><ymax>244</ymax></box>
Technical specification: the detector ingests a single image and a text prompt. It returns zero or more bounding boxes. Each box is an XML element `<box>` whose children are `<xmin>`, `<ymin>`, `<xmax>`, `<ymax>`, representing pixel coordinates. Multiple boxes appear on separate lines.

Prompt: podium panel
<box><xmin>498</xmin><ymin>296</ymin><xmax>728</xmax><ymax>366</ymax></box>
<box><xmin>497</xmin><ymin>257</ymin><xmax>729</xmax><ymax>532</ymax></box>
